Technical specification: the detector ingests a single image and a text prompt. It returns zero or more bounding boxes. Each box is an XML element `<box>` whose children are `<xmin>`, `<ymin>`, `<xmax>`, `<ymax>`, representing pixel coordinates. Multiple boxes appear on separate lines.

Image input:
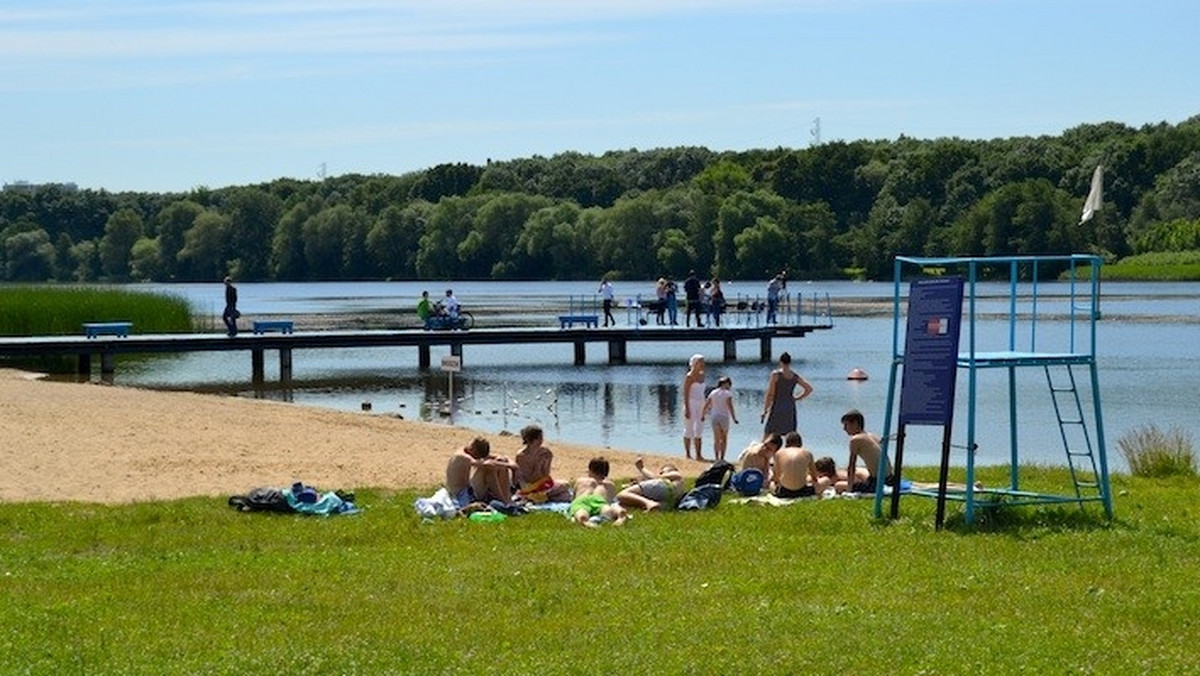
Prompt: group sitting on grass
<box><xmin>437</xmin><ymin>410</ymin><xmax>897</xmax><ymax>524</ymax></box>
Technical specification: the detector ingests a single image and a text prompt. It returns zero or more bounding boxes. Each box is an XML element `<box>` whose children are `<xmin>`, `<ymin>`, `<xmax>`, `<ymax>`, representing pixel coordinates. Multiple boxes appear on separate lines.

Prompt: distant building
<box><xmin>3</xmin><ymin>181</ymin><xmax>78</xmax><ymax>194</ymax></box>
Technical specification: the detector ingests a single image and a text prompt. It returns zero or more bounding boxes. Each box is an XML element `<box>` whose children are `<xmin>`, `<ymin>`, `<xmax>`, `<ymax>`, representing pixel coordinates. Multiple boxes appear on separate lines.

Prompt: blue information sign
<box><xmin>898</xmin><ymin>277</ymin><xmax>965</xmax><ymax>426</ymax></box>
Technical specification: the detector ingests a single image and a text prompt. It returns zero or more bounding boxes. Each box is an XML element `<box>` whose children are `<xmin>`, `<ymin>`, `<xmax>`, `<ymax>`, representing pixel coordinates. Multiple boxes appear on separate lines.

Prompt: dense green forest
<box><xmin>3</xmin><ymin>117</ymin><xmax>1200</xmax><ymax>283</ymax></box>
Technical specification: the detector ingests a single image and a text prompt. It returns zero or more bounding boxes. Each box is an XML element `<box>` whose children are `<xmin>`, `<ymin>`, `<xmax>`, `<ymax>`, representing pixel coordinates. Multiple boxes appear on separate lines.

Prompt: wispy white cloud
<box><xmin>0</xmin><ymin>0</ymin><xmax>855</xmax><ymax>61</ymax></box>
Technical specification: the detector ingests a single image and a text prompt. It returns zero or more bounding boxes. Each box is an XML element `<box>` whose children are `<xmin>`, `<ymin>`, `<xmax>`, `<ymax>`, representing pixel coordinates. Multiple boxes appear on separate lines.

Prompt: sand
<box><xmin>0</xmin><ymin>369</ymin><xmax>712</xmax><ymax>504</ymax></box>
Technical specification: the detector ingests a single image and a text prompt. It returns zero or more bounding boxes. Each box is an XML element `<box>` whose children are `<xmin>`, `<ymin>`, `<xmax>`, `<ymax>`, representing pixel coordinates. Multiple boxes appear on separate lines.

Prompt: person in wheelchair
<box><xmin>441</xmin><ymin>289</ymin><xmax>460</xmax><ymax>319</ymax></box>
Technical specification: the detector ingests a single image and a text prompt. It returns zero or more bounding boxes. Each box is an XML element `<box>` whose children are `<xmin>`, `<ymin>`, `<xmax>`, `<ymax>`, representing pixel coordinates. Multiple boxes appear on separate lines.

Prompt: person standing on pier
<box><xmin>665</xmin><ymin>278</ymin><xmax>679</xmax><ymax>325</ymax></box>
<box><xmin>683</xmin><ymin>269</ymin><xmax>705</xmax><ymax>328</ymax></box>
<box><xmin>654</xmin><ymin>278</ymin><xmax>668</xmax><ymax>325</ymax></box>
<box><xmin>222</xmin><ymin>276</ymin><xmax>239</xmax><ymax>337</ymax></box>
<box><xmin>598</xmin><ymin>277</ymin><xmax>616</xmax><ymax>327</ymax></box>
<box><xmin>760</xmin><ymin>351</ymin><xmax>813</xmax><ymax>436</ymax></box>
<box><xmin>766</xmin><ymin>273</ymin><xmax>785</xmax><ymax>324</ymax></box>
<box><xmin>709</xmin><ymin>278</ymin><xmax>726</xmax><ymax>327</ymax></box>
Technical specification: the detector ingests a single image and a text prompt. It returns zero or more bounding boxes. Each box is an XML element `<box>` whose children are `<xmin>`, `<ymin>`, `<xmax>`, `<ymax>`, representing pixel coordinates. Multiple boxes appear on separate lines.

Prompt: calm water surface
<box><xmin>121</xmin><ymin>280</ymin><xmax>1200</xmax><ymax>471</ymax></box>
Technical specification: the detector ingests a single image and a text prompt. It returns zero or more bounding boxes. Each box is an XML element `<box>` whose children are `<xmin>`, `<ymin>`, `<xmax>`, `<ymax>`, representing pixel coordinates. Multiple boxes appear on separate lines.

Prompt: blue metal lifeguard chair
<box><xmin>875</xmin><ymin>254</ymin><xmax>1113</xmax><ymax>527</ymax></box>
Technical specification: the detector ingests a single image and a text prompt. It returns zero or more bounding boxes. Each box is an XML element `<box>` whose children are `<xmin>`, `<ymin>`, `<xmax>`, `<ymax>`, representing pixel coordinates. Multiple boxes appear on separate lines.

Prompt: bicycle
<box><xmin>424</xmin><ymin>308</ymin><xmax>475</xmax><ymax>331</ymax></box>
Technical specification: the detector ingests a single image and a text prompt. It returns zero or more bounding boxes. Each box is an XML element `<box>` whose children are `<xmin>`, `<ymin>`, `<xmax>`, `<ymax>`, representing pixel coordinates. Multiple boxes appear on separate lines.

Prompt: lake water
<box><xmin>119</xmin><ymin>280</ymin><xmax>1200</xmax><ymax>471</ymax></box>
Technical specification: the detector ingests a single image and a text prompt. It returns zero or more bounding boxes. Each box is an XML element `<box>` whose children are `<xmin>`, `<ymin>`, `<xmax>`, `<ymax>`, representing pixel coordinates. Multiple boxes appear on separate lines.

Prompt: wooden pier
<box><xmin>0</xmin><ymin>322</ymin><xmax>832</xmax><ymax>383</ymax></box>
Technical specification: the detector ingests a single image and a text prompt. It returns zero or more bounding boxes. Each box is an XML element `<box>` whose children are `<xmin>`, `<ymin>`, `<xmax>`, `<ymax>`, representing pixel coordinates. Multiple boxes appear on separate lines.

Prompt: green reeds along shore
<box><xmin>0</xmin><ymin>285</ymin><xmax>195</xmax><ymax>372</ymax></box>
<box><xmin>2</xmin><ymin>467</ymin><xmax>1199</xmax><ymax>674</ymax></box>
<box><xmin>0</xmin><ymin>285</ymin><xmax>194</xmax><ymax>336</ymax></box>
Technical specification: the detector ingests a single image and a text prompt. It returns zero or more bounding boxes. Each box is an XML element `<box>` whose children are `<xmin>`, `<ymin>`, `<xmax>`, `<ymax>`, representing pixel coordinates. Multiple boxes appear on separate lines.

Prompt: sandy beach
<box><xmin>0</xmin><ymin>368</ymin><xmax>710</xmax><ymax>504</ymax></box>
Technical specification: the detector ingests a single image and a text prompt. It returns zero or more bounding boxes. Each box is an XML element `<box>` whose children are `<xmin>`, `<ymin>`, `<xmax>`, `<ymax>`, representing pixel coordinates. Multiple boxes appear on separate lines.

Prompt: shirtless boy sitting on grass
<box><xmin>568</xmin><ymin>457</ymin><xmax>626</xmax><ymax>527</ymax></box>
<box><xmin>445</xmin><ymin>437</ymin><xmax>517</xmax><ymax>509</ymax></box>
<box><xmin>771</xmin><ymin>431</ymin><xmax>824</xmax><ymax>499</ymax></box>
<box><xmin>738</xmin><ymin>433</ymin><xmax>782</xmax><ymax>478</ymax></box>
<box><xmin>836</xmin><ymin>409</ymin><xmax>894</xmax><ymax>494</ymax></box>
<box><xmin>617</xmin><ymin>457</ymin><xmax>685</xmax><ymax>512</ymax></box>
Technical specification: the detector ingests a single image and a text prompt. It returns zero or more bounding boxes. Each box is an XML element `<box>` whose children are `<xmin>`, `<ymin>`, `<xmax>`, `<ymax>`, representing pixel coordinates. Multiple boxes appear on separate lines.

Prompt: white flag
<box><xmin>1080</xmin><ymin>164</ymin><xmax>1103</xmax><ymax>224</ymax></box>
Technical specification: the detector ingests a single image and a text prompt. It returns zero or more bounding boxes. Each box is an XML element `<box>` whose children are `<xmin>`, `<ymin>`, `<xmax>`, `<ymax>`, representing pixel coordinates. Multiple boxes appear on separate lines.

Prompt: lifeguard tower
<box><xmin>875</xmin><ymin>254</ymin><xmax>1113</xmax><ymax>527</ymax></box>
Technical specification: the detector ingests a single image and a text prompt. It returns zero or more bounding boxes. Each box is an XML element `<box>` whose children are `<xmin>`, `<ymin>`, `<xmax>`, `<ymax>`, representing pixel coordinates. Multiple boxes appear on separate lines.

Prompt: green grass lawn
<box><xmin>3</xmin><ymin>467</ymin><xmax>1199</xmax><ymax>675</ymax></box>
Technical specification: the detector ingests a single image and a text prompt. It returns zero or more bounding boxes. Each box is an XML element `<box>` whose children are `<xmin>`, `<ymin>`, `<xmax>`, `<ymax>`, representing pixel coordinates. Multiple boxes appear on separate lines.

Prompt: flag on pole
<box><xmin>1080</xmin><ymin>164</ymin><xmax>1103</xmax><ymax>224</ymax></box>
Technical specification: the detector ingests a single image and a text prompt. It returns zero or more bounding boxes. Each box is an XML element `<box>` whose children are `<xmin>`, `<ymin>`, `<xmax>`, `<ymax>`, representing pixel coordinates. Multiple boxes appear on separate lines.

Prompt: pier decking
<box><xmin>0</xmin><ymin>322</ymin><xmax>833</xmax><ymax>383</ymax></box>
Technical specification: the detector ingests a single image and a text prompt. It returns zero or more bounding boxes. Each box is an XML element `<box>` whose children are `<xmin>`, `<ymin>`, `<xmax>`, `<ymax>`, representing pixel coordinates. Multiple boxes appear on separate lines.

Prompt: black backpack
<box><xmin>228</xmin><ymin>487</ymin><xmax>293</xmax><ymax>513</ymax></box>
<box><xmin>693</xmin><ymin>460</ymin><xmax>735</xmax><ymax>491</ymax></box>
<box><xmin>677</xmin><ymin>484</ymin><xmax>724</xmax><ymax>511</ymax></box>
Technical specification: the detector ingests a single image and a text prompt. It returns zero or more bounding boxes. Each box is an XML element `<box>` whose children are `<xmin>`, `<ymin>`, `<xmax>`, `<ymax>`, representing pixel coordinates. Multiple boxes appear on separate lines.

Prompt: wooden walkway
<box><xmin>0</xmin><ymin>322</ymin><xmax>833</xmax><ymax>383</ymax></box>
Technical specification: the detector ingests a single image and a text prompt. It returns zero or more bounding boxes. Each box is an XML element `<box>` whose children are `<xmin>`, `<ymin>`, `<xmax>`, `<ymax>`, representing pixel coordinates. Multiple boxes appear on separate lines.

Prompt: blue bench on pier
<box><xmin>252</xmin><ymin>320</ymin><xmax>294</xmax><ymax>334</ymax></box>
<box><xmin>558</xmin><ymin>314</ymin><xmax>599</xmax><ymax>329</ymax></box>
<box><xmin>82</xmin><ymin>322</ymin><xmax>132</xmax><ymax>338</ymax></box>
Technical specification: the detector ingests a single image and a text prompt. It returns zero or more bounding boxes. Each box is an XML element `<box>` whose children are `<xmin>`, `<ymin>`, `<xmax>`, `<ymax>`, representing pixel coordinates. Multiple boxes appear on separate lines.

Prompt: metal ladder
<box><xmin>1044</xmin><ymin>364</ymin><xmax>1102</xmax><ymax>502</ymax></box>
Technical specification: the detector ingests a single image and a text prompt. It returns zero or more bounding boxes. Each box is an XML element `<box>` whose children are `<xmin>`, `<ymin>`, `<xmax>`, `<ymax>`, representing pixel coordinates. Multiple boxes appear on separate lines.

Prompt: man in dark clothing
<box><xmin>683</xmin><ymin>270</ymin><xmax>705</xmax><ymax>328</ymax></box>
<box><xmin>222</xmin><ymin>276</ymin><xmax>239</xmax><ymax>336</ymax></box>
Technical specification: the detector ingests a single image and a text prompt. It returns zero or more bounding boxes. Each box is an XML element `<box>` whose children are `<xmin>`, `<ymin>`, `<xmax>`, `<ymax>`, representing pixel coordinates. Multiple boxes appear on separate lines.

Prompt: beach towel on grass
<box><xmin>415</xmin><ymin>487</ymin><xmax>459</xmax><ymax>519</ymax></box>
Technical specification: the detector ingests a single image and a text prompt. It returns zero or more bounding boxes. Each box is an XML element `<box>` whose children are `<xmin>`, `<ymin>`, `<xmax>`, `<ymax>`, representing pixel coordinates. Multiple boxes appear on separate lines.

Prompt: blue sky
<box><xmin>2</xmin><ymin>0</ymin><xmax>1197</xmax><ymax>193</ymax></box>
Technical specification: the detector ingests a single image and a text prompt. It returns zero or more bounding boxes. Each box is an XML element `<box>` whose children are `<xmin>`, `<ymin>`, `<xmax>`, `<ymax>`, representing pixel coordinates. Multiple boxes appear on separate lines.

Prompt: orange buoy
<box><xmin>847</xmin><ymin>368</ymin><xmax>868</xmax><ymax>381</ymax></box>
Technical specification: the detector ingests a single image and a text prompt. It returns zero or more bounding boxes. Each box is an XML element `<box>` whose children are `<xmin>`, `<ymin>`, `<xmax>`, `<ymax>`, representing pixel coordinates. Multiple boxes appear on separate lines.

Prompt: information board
<box><xmin>898</xmin><ymin>276</ymin><xmax>964</xmax><ymax>426</ymax></box>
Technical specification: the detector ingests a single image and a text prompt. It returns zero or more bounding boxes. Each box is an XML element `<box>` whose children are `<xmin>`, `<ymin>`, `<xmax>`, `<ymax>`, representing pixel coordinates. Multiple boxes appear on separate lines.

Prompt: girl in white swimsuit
<box><xmin>702</xmin><ymin>375</ymin><xmax>738</xmax><ymax>461</ymax></box>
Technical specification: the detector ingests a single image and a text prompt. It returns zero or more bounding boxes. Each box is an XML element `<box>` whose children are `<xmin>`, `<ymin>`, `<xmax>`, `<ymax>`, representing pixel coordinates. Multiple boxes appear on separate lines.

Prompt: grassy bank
<box><xmin>1101</xmin><ymin>250</ymin><xmax>1200</xmax><ymax>281</ymax></box>
<box><xmin>2</xmin><ymin>466</ymin><xmax>1198</xmax><ymax>674</ymax></box>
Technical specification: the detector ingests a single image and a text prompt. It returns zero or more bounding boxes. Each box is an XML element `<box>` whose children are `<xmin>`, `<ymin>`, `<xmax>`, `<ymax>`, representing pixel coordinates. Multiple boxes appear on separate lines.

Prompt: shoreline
<box><xmin>0</xmin><ymin>368</ymin><xmax>711</xmax><ymax>505</ymax></box>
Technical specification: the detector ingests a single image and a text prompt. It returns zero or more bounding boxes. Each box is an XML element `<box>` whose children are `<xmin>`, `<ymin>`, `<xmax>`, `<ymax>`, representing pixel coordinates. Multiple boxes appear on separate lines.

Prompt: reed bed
<box><xmin>0</xmin><ymin>285</ymin><xmax>194</xmax><ymax>336</ymax></box>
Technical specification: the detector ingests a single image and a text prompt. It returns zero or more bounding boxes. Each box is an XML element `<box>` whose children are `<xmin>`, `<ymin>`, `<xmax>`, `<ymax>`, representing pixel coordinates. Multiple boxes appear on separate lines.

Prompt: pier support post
<box><xmin>450</xmin><ymin>343</ymin><xmax>462</xmax><ymax>359</ymax></box>
<box><xmin>252</xmin><ymin>348</ymin><xmax>265</xmax><ymax>384</ymax></box>
<box><xmin>723</xmin><ymin>339</ymin><xmax>737</xmax><ymax>362</ymax></box>
<box><xmin>418</xmin><ymin>345</ymin><xmax>431</xmax><ymax>370</ymax></box>
<box><xmin>574</xmin><ymin>341</ymin><xmax>586</xmax><ymax>366</ymax></box>
<box><xmin>279</xmin><ymin>348</ymin><xmax>293</xmax><ymax>384</ymax></box>
<box><xmin>607</xmin><ymin>340</ymin><xmax>627</xmax><ymax>365</ymax></box>
<box><xmin>77</xmin><ymin>353</ymin><xmax>91</xmax><ymax>377</ymax></box>
<box><xmin>100</xmin><ymin>352</ymin><xmax>115</xmax><ymax>376</ymax></box>
<box><xmin>759</xmin><ymin>337</ymin><xmax>772</xmax><ymax>362</ymax></box>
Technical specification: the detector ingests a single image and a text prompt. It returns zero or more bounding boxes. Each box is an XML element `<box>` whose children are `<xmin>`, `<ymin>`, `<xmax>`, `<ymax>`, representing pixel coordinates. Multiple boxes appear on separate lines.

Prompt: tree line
<box><xmin>3</xmin><ymin>116</ymin><xmax>1199</xmax><ymax>284</ymax></box>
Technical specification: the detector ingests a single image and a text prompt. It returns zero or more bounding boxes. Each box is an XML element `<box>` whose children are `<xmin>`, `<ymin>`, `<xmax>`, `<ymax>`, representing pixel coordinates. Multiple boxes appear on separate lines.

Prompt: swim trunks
<box><xmin>850</xmin><ymin>475</ymin><xmax>895</xmax><ymax>494</ymax></box>
<box><xmin>774</xmin><ymin>485</ymin><xmax>815</xmax><ymax>499</ymax></box>
<box><xmin>636</xmin><ymin>479</ymin><xmax>676</xmax><ymax>505</ymax></box>
<box><xmin>568</xmin><ymin>493</ymin><xmax>609</xmax><ymax>519</ymax></box>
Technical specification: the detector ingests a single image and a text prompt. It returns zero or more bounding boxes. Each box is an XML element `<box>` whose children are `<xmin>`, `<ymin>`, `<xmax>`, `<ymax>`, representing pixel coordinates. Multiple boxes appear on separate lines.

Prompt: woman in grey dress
<box><xmin>760</xmin><ymin>352</ymin><xmax>814</xmax><ymax>436</ymax></box>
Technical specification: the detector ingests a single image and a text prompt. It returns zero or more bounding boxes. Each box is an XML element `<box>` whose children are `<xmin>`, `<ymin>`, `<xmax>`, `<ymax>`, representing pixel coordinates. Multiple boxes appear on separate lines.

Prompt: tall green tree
<box><xmin>367</xmin><ymin>201</ymin><xmax>432</xmax><ymax>279</ymax></box>
<box><xmin>271</xmin><ymin>196</ymin><xmax>324</xmax><ymax>280</ymax></box>
<box><xmin>712</xmin><ymin>190</ymin><xmax>786</xmax><ymax>279</ymax></box>
<box><xmin>224</xmin><ymin>188</ymin><xmax>283</xmax><ymax>280</ymax></box>
<box><xmin>177</xmin><ymin>211</ymin><xmax>231</xmax><ymax>281</ymax></box>
<box><xmin>459</xmin><ymin>193</ymin><xmax>551</xmax><ymax>278</ymax></box>
<box><xmin>4</xmin><ymin>228</ymin><xmax>56</xmax><ymax>281</ymax></box>
<box><xmin>301</xmin><ymin>205</ymin><xmax>371</xmax><ymax>279</ymax></box>
<box><xmin>155</xmin><ymin>200</ymin><xmax>204</xmax><ymax>280</ymax></box>
<box><xmin>513</xmin><ymin>203</ymin><xmax>593</xmax><ymax>279</ymax></box>
<box><xmin>415</xmin><ymin>196</ymin><xmax>484</xmax><ymax>279</ymax></box>
<box><xmin>129</xmin><ymin>236</ymin><xmax>162</xmax><ymax>281</ymax></box>
<box><xmin>98</xmin><ymin>208</ymin><xmax>143</xmax><ymax>281</ymax></box>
